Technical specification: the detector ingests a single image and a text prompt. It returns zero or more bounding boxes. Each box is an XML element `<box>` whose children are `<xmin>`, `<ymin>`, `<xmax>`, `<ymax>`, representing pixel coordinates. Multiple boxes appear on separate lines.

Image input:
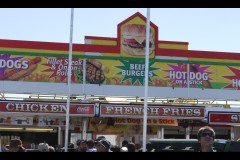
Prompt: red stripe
<box><xmin>159</xmin><ymin>40</ymin><xmax>189</xmax><ymax>45</ymax></box>
<box><xmin>0</xmin><ymin>39</ymin><xmax>120</xmax><ymax>53</ymax></box>
<box><xmin>0</xmin><ymin>39</ymin><xmax>70</xmax><ymax>50</ymax></box>
<box><xmin>78</xmin><ymin>44</ymin><xmax>119</xmax><ymax>53</ymax></box>
<box><xmin>2</xmin><ymin>39</ymin><xmax>240</xmax><ymax>59</ymax></box>
<box><xmin>85</xmin><ymin>36</ymin><xmax>117</xmax><ymax>41</ymax></box>
<box><xmin>156</xmin><ymin>48</ymin><xmax>240</xmax><ymax>60</ymax></box>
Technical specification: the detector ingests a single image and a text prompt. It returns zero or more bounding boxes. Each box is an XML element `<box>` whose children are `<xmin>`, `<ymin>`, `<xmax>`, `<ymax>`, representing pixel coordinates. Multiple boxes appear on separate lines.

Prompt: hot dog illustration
<box><xmin>181</xmin><ymin>64</ymin><xmax>212</xmax><ymax>88</ymax></box>
<box><xmin>2</xmin><ymin>57</ymin><xmax>41</xmax><ymax>81</ymax></box>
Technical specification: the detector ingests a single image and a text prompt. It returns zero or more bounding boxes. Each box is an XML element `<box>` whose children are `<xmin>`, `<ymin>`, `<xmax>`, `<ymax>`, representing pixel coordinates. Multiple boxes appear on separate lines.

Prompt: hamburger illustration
<box><xmin>121</xmin><ymin>24</ymin><xmax>154</xmax><ymax>56</ymax></box>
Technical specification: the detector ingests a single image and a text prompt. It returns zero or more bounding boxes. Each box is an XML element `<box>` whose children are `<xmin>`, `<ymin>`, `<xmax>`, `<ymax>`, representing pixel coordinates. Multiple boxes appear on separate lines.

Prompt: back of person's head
<box><xmin>18</xmin><ymin>145</ymin><xmax>26</xmax><ymax>152</ymax></box>
<box><xmin>197</xmin><ymin>126</ymin><xmax>215</xmax><ymax>140</ymax></box>
<box><xmin>38</xmin><ymin>143</ymin><xmax>49</xmax><ymax>152</ymax></box>
<box><xmin>87</xmin><ymin>140</ymin><xmax>95</xmax><ymax>148</ymax></box>
<box><xmin>146</xmin><ymin>143</ymin><xmax>154</xmax><ymax>152</ymax></box>
<box><xmin>110</xmin><ymin>145</ymin><xmax>121</xmax><ymax>152</ymax></box>
<box><xmin>127</xmin><ymin>143</ymin><xmax>135</xmax><ymax>152</ymax></box>
<box><xmin>77</xmin><ymin>139</ymin><xmax>88</xmax><ymax>152</ymax></box>
<box><xmin>96</xmin><ymin>136</ymin><xmax>106</xmax><ymax>141</ymax></box>
<box><xmin>76</xmin><ymin>139</ymin><xmax>82</xmax><ymax>146</ymax></box>
<box><xmin>122</xmin><ymin>140</ymin><xmax>129</xmax><ymax>147</ymax></box>
<box><xmin>10</xmin><ymin>139</ymin><xmax>22</xmax><ymax>148</ymax></box>
<box><xmin>135</xmin><ymin>143</ymin><xmax>141</xmax><ymax>151</ymax></box>
<box><xmin>48</xmin><ymin>146</ymin><xmax>55</xmax><ymax>152</ymax></box>
<box><xmin>9</xmin><ymin>139</ymin><xmax>23</xmax><ymax>152</ymax></box>
<box><xmin>97</xmin><ymin>139</ymin><xmax>111</xmax><ymax>152</ymax></box>
<box><xmin>68</xmin><ymin>142</ymin><xmax>75</xmax><ymax>152</ymax></box>
<box><xmin>120</xmin><ymin>146</ymin><xmax>128</xmax><ymax>152</ymax></box>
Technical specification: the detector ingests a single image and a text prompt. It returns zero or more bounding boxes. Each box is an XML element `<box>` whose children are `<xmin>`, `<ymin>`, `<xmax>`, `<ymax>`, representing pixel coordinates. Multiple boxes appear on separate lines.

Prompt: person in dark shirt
<box><xmin>197</xmin><ymin>126</ymin><xmax>216</xmax><ymax>152</ymax></box>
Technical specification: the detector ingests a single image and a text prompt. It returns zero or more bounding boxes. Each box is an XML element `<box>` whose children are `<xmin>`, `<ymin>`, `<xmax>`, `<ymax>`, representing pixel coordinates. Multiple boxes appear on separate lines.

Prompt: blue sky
<box><xmin>1</xmin><ymin>8</ymin><xmax>240</xmax><ymax>53</ymax></box>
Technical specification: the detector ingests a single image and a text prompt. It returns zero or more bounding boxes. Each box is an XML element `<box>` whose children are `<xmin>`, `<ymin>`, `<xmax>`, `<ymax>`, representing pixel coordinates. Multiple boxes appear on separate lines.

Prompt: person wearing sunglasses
<box><xmin>197</xmin><ymin>126</ymin><xmax>216</xmax><ymax>152</ymax></box>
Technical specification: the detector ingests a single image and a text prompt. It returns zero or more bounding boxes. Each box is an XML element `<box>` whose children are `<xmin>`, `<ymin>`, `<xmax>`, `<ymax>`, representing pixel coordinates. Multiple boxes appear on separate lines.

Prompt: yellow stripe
<box><xmin>89</xmin><ymin>39</ymin><xmax>117</xmax><ymax>46</ymax></box>
<box><xmin>190</xmin><ymin>58</ymin><xmax>240</xmax><ymax>63</ymax></box>
<box><xmin>0</xmin><ymin>47</ymin><xmax>121</xmax><ymax>57</ymax></box>
<box><xmin>0</xmin><ymin>47</ymin><xmax>84</xmax><ymax>55</ymax></box>
<box><xmin>158</xmin><ymin>44</ymin><xmax>188</xmax><ymax>50</ymax></box>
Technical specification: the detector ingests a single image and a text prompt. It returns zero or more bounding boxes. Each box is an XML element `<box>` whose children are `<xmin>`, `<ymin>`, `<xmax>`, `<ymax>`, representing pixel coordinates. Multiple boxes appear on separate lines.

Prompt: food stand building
<box><xmin>0</xmin><ymin>12</ymin><xmax>240</xmax><ymax>148</ymax></box>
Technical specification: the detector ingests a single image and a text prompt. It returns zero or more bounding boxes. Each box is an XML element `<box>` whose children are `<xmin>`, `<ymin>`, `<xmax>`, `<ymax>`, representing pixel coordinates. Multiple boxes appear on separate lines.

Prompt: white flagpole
<box><xmin>142</xmin><ymin>8</ymin><xmax>150</xmax><ymax>152</ymax></box>
<box><xmin>64</xmin><ymin>8</ymin><xmax>74</xmax><ymax>152</ymax></box>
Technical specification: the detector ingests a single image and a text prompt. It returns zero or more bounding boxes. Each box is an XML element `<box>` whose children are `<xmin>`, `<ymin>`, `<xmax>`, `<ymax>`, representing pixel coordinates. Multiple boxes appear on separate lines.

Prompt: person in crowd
<box><xmin>48</xmin><ymin>146</ymin><xmax>55</xmax><ymax>152</ymax></box>
<box><xmin>38</xmin><ymin>142</ymin><xmax>50</xmax><ymax>152</ymax></box>
<box><xmin>95</xmin><ymin>139</ymin><xmax>111</xmax><ymax>152</ymax></box>
<box><xmin>110</xmin><ymin>145</ymin><xmax>121</xmax><ymax>152</ymax></box>
<box><xmin>54</xmin><ymin>144</ymin><xmax>62</xmax><ymax>152</ymax></box>
<box><xmin>8</xmin><ymin>139</ymin><xmax>26</xmax><ymax>152</ymax></box>
<box><xmin>75</xmin><ymin>139</ymin><xmax>88</xmax><ymax>152</ymax></box>
<box><xmin>197</xmin><ymin>126</ymin><xmax>216</xmax><ymax>152</ymax></box>
<box><xmin>67</xmin><ymin>143</ymin><xmax>75</xmax><ymax>152</ymax></box>
<box><xmin>127</xmin><ymin>142</ymin><xmax>136</xmax><ymax>152</ymax></box>
<box><xmin>1</xmin><ymin>144</ymin><xmax>10</xmax><ymax>152</ymax></box>
<box><xmin>96</xmin><ymin>136</ymin><xmax>106</xmax><ymax>141</ymax></box>
<box><xmin>18</xmin><ymin>145</ymin><xmax>26</xmax><ymax>152</ymax></box>
<box><xmin>146</xmin><ymin>143</ymin><xmax>155</xmax><ymax>152</ymax></box>
<box><xmin>86</xmin><ymin>139</ymin><xmax>97</xmax><ymax>152</ymax></box>
<box><xmin>120</xmin><ymin>140</ymin><xmax>129</xmax><ymax>152</ymax></box>
<box><xmin>135</xmin><ymin>143</ymin><xmax>142</xmax><ymax>152</ymax></box>
<box><xmin>60</xmin><ymin>142</ymin><xmax>75</xmax><ymax>152</ymax></box>
<box><xmin>120</xmin><ymin>146</ymin><xmax>128</xmax><ymax>152</ymax></box>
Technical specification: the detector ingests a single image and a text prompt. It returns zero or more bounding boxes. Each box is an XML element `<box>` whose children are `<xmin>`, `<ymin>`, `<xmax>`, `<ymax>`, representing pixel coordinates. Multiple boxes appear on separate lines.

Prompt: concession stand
<box><xmin>92</xmin><ymin>104</ymin><xmax>205</xmax><ymax>144</ymax></box>
<box><xmin>0</xmin><ymin>12</ymin><xmax>240</xmax><ymax>147</ymax></box>
<box><xmin>208</xmin><ymin>110</ymin><xmax>240</xmax><ymax>141</ymax></box>
<box><xmin>0</xmin><ymin>100</ymin><xmax>96</xmax><ymax>148</ymax></box>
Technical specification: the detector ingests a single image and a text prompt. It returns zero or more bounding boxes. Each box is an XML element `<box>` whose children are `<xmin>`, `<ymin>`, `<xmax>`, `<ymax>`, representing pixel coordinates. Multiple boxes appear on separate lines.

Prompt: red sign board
<box><xmin>100</xmin><ymin>104</ymin><xmax>205</xmax><ymax>119</ymax></box>
<box><xmin>0</xmin><ymin>101</ymin><xmax>95</xmax><ymax>117</ymax></box>
<box><xmin>208</xmin><ymin>112</ymin><xmax>240</xmax><ymax>125</ymax></box>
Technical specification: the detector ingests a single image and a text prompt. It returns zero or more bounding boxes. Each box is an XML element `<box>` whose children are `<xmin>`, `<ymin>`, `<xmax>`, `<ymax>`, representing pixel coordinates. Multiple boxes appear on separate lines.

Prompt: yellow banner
<box><xmin>114</xmin><ymin>118</ymin><xmax>178</xmax><ymax>126</ymax></box>
<box><xmin>1</xmin><ymin>54</ymin><xmax>240</xmax><ymax>90</ymax></box>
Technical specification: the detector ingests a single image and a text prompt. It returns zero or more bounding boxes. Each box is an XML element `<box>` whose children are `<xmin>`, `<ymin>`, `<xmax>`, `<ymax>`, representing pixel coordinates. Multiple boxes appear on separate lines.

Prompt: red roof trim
<box><xmin>85</xmin><ymin>36</ymin><xmax>117</xmax><ymax>41</ymax></box>
<box><xmin>0</xmin><ymin>39</ymin><xmax>70</xmax><ymax>51</ymax></box>
<box><xmin>2</xmin><ymin>39</ymin><xmax>240</xmax><ymax>60</ymax></box>
<box><xmin>156</xmin><ymin>48</ymin><xmax>240</xmax><ymax>60</ymax></box>
<box><xmin>0</xmin><ymin>39</ymin><xmax>120</xmax><ymax>53</ymax></box>
<box><xmin>78</xmin><ymin>44</ymin><xmax>119</xmax><ymax>53</ymax></box>
<box><xmin>159</xmin><ymin>40</ymin><xmax>189</xmax><ymax>45</ymax></box>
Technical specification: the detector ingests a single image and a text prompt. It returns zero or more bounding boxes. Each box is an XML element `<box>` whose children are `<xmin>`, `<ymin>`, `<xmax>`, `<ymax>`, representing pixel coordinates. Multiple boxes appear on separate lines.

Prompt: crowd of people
<box><xmin>0</xmin><ymin>126</ymin><xmax>223</xmax><ymax>152</ymax></box>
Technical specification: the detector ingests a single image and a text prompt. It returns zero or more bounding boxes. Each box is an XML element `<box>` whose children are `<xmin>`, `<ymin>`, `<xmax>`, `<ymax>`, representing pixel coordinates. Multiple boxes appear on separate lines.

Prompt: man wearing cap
<box><xmin>96</xmin><ymin>139</ymin><xmax>111</xmax><ymax>152</ymax></box>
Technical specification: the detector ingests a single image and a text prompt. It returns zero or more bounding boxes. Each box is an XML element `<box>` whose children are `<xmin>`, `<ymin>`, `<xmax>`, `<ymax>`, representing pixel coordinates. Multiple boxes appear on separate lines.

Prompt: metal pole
<box><xmin>187</xmin><ymin>63</ymin><xmax>190</xmax><ymax>98</ymax></box>
<box><xmin>0</xmin><ymin>135</ymin><xmax>1</xmax><ymax>152</ymax></box>
<box><xmin>157</xmin><ymin>126</ymin><xmax>164</xmax><ymax>139</ymax></box>
<box><xmin>82</xmin><ymin>59</ymin><xmax>86</xmax><ymax>94</ymax></box>
<box><xmin>58</xmin><ymin>126</ymin><xmax>62</xmax><ymax>147</ymax></box>
<box><xmin>82</xmin><ymin>118</ymin><xmax>87</xmax><ymax>140</ymax></box>
<box><xmin>142</xmin><ymin>8</ymin><xmax>150</xmax><ymax>152</ymax></box>
<box><xmin>64</xmin><ymin>8</ymin><xmax>74</xmax><ymax>152</ymax></box>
